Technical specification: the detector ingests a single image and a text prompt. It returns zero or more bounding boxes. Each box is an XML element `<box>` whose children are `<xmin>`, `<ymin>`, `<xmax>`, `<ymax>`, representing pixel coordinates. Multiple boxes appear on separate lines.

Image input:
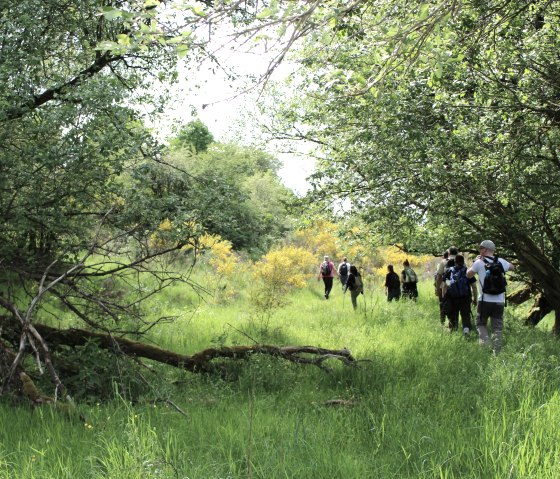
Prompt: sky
<box><xmin>161</xmin><ymin>46</ymin><xmax>316</xmax><ymax>196</ymax></box>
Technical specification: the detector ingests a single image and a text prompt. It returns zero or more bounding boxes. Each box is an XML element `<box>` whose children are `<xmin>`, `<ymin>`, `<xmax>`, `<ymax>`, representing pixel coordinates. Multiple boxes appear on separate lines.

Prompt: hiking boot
<box><xmin>463</xmin><ymin>327</ymin><xmax>470</xmax><ymax>337</ymax></box>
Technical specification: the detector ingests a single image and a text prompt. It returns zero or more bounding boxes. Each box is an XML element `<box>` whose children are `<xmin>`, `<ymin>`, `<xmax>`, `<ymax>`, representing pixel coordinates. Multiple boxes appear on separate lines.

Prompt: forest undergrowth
<box><xmin>1</xmin><ymin>279</ymin><xmax>559</xmax><ymax>478</ymax></box>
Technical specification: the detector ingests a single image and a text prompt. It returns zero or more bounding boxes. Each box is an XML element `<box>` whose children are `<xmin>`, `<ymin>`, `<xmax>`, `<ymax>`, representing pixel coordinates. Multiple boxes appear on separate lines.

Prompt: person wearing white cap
<box><xmin>467</xmin><ymin>240</ymin><xmax>516</xmax><ymax>353</ymax></box>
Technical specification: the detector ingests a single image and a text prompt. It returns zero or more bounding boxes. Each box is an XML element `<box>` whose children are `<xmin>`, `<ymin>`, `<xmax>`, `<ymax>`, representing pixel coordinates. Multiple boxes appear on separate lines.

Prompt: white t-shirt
<box><xmin>469</xmin><ymin>256</ymin><xmax>511</xmax><ymax>303</ymax></box>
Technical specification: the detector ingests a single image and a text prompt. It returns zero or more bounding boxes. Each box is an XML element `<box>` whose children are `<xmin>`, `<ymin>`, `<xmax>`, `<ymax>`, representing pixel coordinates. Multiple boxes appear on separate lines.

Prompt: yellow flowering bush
<box><xmin>252</xmin><ymin>245</ymin><xmax>316</xmax><ymax>288</ymax></box>
<box><xmin>290</xmin><ymin>220</ymin><xmax>341</xmax><ymax>258</ymax></box>
<box><xmin>197</xmin><ymin>233</ymin><xmax>237</xmax><ymax>277</ymax></box>
<box><xmin>372</xmin><ymin>245</ymin><xmax>433</xmax><ymax>278</ymax></box>
<box><xmin>250</xmin><ymin>246</ymin><xmax>316</xmax><ymax>326</ymax></box>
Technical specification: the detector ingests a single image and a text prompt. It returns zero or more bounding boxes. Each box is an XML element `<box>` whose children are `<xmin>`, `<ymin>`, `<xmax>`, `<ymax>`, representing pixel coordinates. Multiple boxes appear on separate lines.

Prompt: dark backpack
<box><xmin>339</xmin><ymin>263</ymin><xmax>348</xmax><ymax>276</ymax></box>
<box><xmin>446</xmin><ymin>266</ymin><xmax>470</xmax><ymax>298</ymax></box>
<box><xmin>321</xmin><ymin>261</ymin><xmax>331</xmax><ymax>276</ymax></box>
<box><xmin>482</xmin><ymin>256</ymin><xmax>507</xmax><ymax>295</ymax></box>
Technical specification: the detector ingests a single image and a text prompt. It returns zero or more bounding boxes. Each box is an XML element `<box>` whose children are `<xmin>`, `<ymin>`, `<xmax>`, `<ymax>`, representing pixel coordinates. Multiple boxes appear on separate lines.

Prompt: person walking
<box><xmin>385</xmin><ymin>264</ymin><xmax>401</xmax><ymax>302</ymax></box>
<box><xmin>337</xmin><ymin>257</ymin><xmax>350</xmax><ymax>291</ymax></box>
<box><xmin>318</xmin><ymin>255</ymin><xmax>337</xmax><ymax>299</ymax></box>
<box><xmin>344</xmin><ymin>265</ymin><xmax>364</xmax><ymax>310</ymax></box>
<box><xmin>401</xmin><ymin>259</ymin><xmax>419</xmax><ymax>300</ymax></box>
<box><xmin>441</xmin><ymin>254</ymin><xmax>477</xmax><ymax>335</ymax></box>
<box><xmin>434</xmin><ymin>251</ymin><xmax>449</xmax><ymax>324</ymax></box>
<box><xmin>436</xmin><ymin>247</ymin><xmax>458</xmax><ymax>323</ymax></box>
<box><xmin>467</xmin><ymin>240</ymin><xmax>515</xmax><ymax>353</ymax></box>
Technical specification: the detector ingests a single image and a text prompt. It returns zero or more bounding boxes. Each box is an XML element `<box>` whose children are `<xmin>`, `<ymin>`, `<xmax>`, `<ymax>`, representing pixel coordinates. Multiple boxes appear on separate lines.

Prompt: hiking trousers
<box><xmin>322</xmin><ymin>277</ymin><xmax>334</xmax><ymax>298</ymax></box>
<box><xmin>444</xmin><ymin>296</ymin><xmax>473</xmax><ymax>331</ymax></box>
<box><xmin>476</xmin><ymin>301</ymin><xmax>505</xmax><ymax>353</ymax></box>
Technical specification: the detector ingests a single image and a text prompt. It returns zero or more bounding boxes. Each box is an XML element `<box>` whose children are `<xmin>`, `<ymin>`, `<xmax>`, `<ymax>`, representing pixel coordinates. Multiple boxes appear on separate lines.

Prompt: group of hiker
<box><xmin>435</xmin><ymin>240</ymin><xmax>515</xmax><ymax>354</ymax></box>
<box><xmin>317</xmin><ymin>239</ymin><xmax>515</xmax><ymax>354</ymax></box>
<box><xmin>317</xmin><ymin>255</ymin><xmax>420</xmax><ymax>309</ymax></box>
<box><xmin>384</xmin><ymin>260</ymin><xmax>419</xmax><ymax>302</ymax></box>
<box><xmin>317</xmin><ymin>256</ymin><xmax>363</xmax><ymax>310</ymax></box>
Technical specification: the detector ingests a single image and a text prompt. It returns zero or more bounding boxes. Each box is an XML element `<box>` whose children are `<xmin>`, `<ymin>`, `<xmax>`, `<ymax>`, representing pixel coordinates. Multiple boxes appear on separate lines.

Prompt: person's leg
<box><xmin>324</xmin><ymin>277</ymin><xmax>334</xmax><ymax>299</ymax></box>
<box><xmin>489</xmin><ymin>303</ymin><xmax>505</xmax><ymax>354</ymax></box>
<box><xmin>446</xmin><ymin>298</ymin><xmax>459</xmax><ymax>330</ymax></box>
<box><xmin>438</xmin><ymin>291</ymin><xmax>445</xmax><ymax>324</ymax></box>
<box><xmin>459</xmin><ymin>298</ymin><xmax>472</xmax><ymax>333</ymax></box>
<box><xmin>350</xmin><ymin>290</ymin><xmax>358</xmax><ymax>310</ymax></box>
<box><xmin>476</xmin><ymin>302</ymin><xmax>491</xmax><ymax>348</ymax></box>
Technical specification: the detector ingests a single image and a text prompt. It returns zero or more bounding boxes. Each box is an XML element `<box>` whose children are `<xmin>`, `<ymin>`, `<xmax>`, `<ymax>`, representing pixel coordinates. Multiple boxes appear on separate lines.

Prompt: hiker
<box><xmin>317</xmin><ymin>255</ymin><xmax>337</xmax><ymax>299</ymax></box>
<box><xmin>436</xmin><ymin>247</ymin><xmax>458</xmax><ymax>323</ymax></box>
<box><xmin>441</xmin><ymin>254</ymin><xmax>477</xmax><ymax>334</ymax></box>
<box><xmin>467</xmin><ymin>240</ymin><xmax>515</xmax><ymax>354</ymax></box>
<box><xmin>385</xmin><ymin>264</ymin><xmax>401</xmax><ymax>302</ymax></box>
<box><xmin>337</xmin><ymin>257</ymin><xmax>351</xmax><ymax>291</ymax></box>
<box><xmin>434</xmin><ymin>251</ymin><xmax>449</xmax><ymax>324</ymax></box>
<box><xmin>344</xmin><ymin>265</ymin><xmax>364</xmax><ymax>310</ymax></box>
<box><xmin>401</xmin><ymin>259</ymin><xmax>419</xmax><ymax>300</ymax></box>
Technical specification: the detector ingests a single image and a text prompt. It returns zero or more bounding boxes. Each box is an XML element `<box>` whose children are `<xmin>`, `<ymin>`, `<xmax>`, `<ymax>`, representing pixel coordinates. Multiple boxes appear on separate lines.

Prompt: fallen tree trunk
<box><xmin>1</xmin><ymin>318</ymin><xmax>356</xmax><ymax>375</ymax></box>
<box><xmin>507</xmin><ymin>285</ymin><xmax>533</xmax><ymax>305</ymax></box>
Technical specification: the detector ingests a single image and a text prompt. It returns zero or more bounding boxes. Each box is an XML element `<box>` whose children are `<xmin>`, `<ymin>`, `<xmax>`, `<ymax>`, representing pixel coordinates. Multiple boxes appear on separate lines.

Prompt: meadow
<box><xmin>1</xmin><ymin>276</ymin><xmax>560</xmax><ymax>479</ymax></box>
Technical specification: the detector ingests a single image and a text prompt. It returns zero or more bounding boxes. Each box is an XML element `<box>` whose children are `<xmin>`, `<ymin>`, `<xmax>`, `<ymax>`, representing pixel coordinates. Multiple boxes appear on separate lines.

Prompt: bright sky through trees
<box><xmin>163</xmin><ymin>44</ymin><xmax>314</xmax><ymax>195</ymax></box>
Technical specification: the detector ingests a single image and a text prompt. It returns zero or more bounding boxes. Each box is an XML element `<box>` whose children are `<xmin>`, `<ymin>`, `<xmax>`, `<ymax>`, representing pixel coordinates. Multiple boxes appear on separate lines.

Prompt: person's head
<box><xmin>343</xmin><ymin>256</ymin><xmax>347</xmax><ymax>262</ymax></box>
<box><xmin>403</xmin><ymin>259</ymin><xmax>410</xmax><ymax>267</ymax></box>
<box><xmin>443</xmin><ymin>251</ymin><xmax>449</xmax><ymax>259</ymax></box>
<box><xmin>478</xmin><ymin>240</ymin><xmax>496</xmax><ymax>256</ymax></box>
<box><xmin>387</xmin><ymin>264</ymin><xmax>394</xmax><ymax>273</ymax></box>
<box><xmin>349</xmin><ymin>265</ymin><xmax>358</xmax><ymax>275</ymax></box>
<box><xmin>454</xmin><ymin>254</ymin><xmax>465</xmax><ymax>267</ymax></box>
<box><xmin>448</xmin><ymin>246</ymin><xmax>458</xmax><ymax>256</ymax></box>
<box><xmin>324</xmin><ymin>255</ymin><xmax>329</xmax><ymax>261</ymax></box>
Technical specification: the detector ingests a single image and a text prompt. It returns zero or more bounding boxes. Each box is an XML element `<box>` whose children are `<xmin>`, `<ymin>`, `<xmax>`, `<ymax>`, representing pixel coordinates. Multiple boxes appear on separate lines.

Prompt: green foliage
<box><xmin>171</xmin><ymin>119</ymin><xmax>214</xmax><ymax>153</ymax></box>
<box><xmin>274</xmin><ymin>0</ymin><xmax>560</xmax><ymax>309</ymax></box>
<box><xmin>145</xmin><ymin>132</ymin><xmax>295</xmax><ymax>254</ymax></box>
<box><xmin>48</xmin><ymin>341</ymin><xmax>149</xmax><ymax>403</ymax></box>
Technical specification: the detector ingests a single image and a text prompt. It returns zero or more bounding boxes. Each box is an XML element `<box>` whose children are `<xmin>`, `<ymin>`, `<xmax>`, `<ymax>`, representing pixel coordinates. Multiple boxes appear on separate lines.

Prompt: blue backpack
<box><xmin>446</xmin><ymin>266</ymin><xmax>470</xmax><ymax>298</ymax></box>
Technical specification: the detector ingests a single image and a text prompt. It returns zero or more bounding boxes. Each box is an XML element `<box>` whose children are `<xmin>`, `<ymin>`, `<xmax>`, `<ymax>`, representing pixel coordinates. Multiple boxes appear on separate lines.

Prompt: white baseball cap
<box><xmin>479</xmin><ymin>240</ymin><xmax>496</xmax><ymax>251</ymax></box>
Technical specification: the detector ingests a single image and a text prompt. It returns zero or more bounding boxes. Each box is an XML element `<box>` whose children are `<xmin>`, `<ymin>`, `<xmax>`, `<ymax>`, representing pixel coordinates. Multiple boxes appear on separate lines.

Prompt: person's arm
<box><xmin>466</xmin><ymin>261</ymin><xmax>477</xmax><ymax>279</ymax></box>
<box><xmin>470</xmin><ymin>280</ymin><xmax>478</xmax><ymax>305</ymax></box>
<box><xmin>333</xmin><ymin>262</ymin><xmax>339</xmax><ymax>278</ymax></box>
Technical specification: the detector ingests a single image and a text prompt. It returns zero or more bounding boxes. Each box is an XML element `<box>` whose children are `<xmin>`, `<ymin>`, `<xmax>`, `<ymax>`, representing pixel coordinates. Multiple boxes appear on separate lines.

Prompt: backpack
<box><xmin>482</xmin><ymin>256</ymin><xmax>507</xmax><ymax>295</ymax></box>
<box><xmin>321</xmin><ymin>261</ymin><xmax>331</xmax><ymax>276</ymax></box>
<box><xmin>339</xmin><ymin>263</ymin><xmax>348</xmax><ymax>276</ymax></box>
<box><xmin>405</xmin><ymin>267</ymin><xmax>418</xmax><ymax>283</ymax></box>
<box><xmin>353</xmin><ymin>274</ymin><xmax>363</xmax><ymax>292</ymax></box>
<box><xmin>445</xmin><ymin>266</ymin><xmax>470</xmax><ymax>298</ymax></box>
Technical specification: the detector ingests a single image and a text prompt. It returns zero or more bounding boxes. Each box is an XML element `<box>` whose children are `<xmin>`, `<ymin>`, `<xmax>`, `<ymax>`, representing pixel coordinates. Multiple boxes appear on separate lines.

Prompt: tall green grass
<box><xmin>2</xmin><ymin>277</ymin><xmax>560</xmax><ymax>478</ymax></box>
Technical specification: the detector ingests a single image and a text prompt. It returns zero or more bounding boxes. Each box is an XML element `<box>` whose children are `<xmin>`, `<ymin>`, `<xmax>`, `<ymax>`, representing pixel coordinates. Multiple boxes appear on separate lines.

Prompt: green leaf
<box><xmin>101</xmin><ymin>7</ymin><xmax>123</xmax><ymax>20</ymax></box>
<box><xmin>419</xmin><ymin>4</ymin><xmax>430</xmax><ymax>21</ymax></box>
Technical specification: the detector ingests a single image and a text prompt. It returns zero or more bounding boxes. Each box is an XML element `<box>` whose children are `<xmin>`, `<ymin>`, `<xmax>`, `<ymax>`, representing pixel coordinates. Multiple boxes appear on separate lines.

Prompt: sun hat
<box><xmin>479</xmin><ymin>240</ymin><xmax>496</xmax><ymax>251</ymax></box>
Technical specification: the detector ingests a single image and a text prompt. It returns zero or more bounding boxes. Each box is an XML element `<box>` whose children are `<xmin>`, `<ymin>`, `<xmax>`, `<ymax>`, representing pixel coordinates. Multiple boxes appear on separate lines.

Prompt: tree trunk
<box><xmin>525</xmin><ymin>294</ymin><xmax>553</xmax><ymax>327</ymax></box>
<box><xmin>495</xmin><ymin>223</ymin><xmax>560</xmax><ymax>334</ymax></box>
<box><xmin>1</xmin><ymin>317</ymin><xmax>356</xmax><ymax>377</ymax></box>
